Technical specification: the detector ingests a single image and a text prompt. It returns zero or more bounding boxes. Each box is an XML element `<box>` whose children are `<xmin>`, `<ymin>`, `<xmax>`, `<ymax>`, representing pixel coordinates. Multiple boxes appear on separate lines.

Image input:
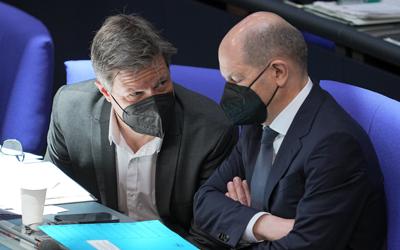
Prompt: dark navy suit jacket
<box><xmin>194</xmin><ymin>84</ymin><xmax>386</xmax><ymax>250</ymax></box>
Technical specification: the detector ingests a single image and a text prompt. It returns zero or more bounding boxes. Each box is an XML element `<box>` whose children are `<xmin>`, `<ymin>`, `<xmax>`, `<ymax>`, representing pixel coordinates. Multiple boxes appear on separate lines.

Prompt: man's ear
<box><xmin>271</xmin><ymin>60</ymin><xmax>288</xmax><ymax>88</ymax></box>
<box><xmin>94</xmin><ymin>80</ymin><xmax>112</xmax><ymax>102</ymax></box>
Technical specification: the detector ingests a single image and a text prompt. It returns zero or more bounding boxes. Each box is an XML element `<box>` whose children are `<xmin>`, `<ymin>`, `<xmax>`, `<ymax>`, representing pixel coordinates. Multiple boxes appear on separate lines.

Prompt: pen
<box><xmin>51</xmin><ymin>182</ymin><xmax>60</xmax><ymax>189</ymax></box>
<box><xmin>0</xmin><ymin>221</ymin><xmax>37</xmax><ymax>246</ymax></box>
<box><xmin>0</xmin><ymin>228</ymin><xmax>20</xmax><ymax>241</ymax></box>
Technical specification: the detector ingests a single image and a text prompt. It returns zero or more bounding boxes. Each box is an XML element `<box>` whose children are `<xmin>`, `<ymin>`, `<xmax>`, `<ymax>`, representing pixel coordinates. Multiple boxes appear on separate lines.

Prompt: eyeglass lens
<box><xmin>1</xmin><ymin>139</ymin><xmax>25</xmax><ymax>162</ymax></box>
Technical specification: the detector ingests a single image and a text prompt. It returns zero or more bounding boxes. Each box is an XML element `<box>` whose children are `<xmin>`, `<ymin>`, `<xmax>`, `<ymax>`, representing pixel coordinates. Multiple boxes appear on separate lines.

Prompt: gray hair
<box><xmin>91</xmin><ymin>14</ymin><xmax>177</xmax><ymax>90</ymax></box>
<box><xmin>243</xmin><ymin>22</ymin><xmax>307</xmax><ymax>71</ymax></box>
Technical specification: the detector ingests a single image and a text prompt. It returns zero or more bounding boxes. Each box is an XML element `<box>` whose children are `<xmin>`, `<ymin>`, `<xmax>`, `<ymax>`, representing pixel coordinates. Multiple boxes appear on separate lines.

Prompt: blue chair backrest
<box><xmin>0</xmin><ymin>2</ymin><xmax>54</xmax><ymax>154</ymax></box>
<box><xmin>64</xmin><ymin>60</ymin><xmax>225</xmax><ymax>103</ymax></box>
<box><xmin>320</xmin><ymin>80</ymin><xmax>400</xmax><ymax>250</ymax></box>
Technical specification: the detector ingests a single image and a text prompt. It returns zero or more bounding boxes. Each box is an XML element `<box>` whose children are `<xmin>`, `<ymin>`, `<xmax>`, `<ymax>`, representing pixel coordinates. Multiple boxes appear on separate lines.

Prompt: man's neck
<box><xmin>116</xmin><ymin>116</ymin><xmax>155</xmax><ymax>153</ymax></box>
<box><xmin>265</xmin><ymin>75</ymin><xmax>309</xmax><ymax>125</ymax></box>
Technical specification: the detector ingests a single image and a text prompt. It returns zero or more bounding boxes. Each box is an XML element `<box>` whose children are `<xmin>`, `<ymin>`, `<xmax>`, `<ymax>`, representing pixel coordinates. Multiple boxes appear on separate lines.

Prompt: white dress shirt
<box><xmin>108</xmin><ymin>109</ymin><xmax>162</xmax><ymax>221</ymax></box>
<box><xmin>243</xmin><ymin>78</ymin><xmax>313</xmax><ymax>242</ymax></box>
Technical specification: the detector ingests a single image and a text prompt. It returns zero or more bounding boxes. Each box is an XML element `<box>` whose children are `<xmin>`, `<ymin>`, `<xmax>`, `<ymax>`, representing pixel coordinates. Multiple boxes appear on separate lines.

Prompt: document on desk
<box><xmin>0</xmin><ymin>158</ymin><xmax>95</xmax><ymax>211</ymax></box>
<box><xmin>304</xmin><ymin>0</ymin><xmax>400</xmax><ymax>26</ymax></box>
<box><xmin>39</xmin><ymin>220</ymin><xmax>198</xmax><ymax>250</ymax></box>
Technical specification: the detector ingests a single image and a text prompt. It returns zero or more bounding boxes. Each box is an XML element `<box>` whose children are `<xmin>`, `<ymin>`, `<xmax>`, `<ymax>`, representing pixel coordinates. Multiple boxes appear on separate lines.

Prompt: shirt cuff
<box><xmin>242</xmin><ymin>212</ymin><xmax>270</xmax><ymax>243</ymax></box>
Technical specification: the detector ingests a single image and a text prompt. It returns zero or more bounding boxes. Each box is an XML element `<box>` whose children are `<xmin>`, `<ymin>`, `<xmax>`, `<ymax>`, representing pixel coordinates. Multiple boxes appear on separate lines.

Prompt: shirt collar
<box><xmin>108</xmin><ymin>108</ymin><xmax>120</xmax><ymax>146</ymax></box>
<box><xmin>268</xmin><ymin>78</ymin><xmax>313</xmax><ymax>136</ymax></box>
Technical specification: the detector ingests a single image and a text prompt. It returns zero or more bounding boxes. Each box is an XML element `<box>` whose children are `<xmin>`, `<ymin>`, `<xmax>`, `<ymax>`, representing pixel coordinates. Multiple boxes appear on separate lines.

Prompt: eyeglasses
<box><xmin>0</xmin><ymin>139</ymin><xmax>25</xmax><ymax>162</ymax></box>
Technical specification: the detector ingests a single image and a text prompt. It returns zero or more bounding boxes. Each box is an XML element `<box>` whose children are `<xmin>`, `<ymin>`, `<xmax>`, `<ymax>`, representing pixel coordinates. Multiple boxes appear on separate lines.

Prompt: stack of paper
<box><xmin>39</xmin><ymin>220</ymin><xmax>198</xmax><ymax>250</ymax></box>
<box><xmin>0</xmin><ymin>158</ymin><xmax>95</xmax><ymax>212</ymax></box>
<box><xmin>304</xmin><ymin>0</ymin><xmax>400</xmax><ymax>25</ymax></box>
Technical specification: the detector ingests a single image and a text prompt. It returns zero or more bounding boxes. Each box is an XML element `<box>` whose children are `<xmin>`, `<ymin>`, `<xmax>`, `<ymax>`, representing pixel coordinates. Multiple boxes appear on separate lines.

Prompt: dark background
<box><xmin>2</xmin><ymin>0</ymin><xmax>240</xmax><ymax>92</ymax></box>
<box><xmin>3</xmin><ymin>0</ymin><xmax>400</xmax><ymax>100</ymax></box>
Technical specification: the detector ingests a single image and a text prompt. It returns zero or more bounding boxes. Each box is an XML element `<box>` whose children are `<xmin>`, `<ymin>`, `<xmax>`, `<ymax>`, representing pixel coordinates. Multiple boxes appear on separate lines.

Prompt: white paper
<box><xmin>7</xmin><ymin>205</ymin><xmax>68</xmax><ymax>216</ymax></box>
<box><xmin>87</xmin><ymin>240</ymin><xmax>121</xmax><ymax>250</ymax></box>
<box><xmin>0</xmin><ymin>158</ymin><xmax>95</xmax><ymax>211</ymax></box>
<box><xmin>305</xmin><ymin>0</ymin><xmax>400</xmax><ymax>25</ymax></box>
<box><xmin>313</xmin><ymin>1</ymin><xmax>400</xmax><ymax>19</ymax></box>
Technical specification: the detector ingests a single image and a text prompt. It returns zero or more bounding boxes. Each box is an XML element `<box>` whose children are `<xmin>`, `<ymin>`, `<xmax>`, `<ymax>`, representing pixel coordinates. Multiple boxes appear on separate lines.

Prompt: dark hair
<box><xmin>243</xmin><ymin>23</ymin><xmax>307</xmax><ymax>71</ymax></box>
<box><xmin>91</xmin><ymin>14</ymin><xmax>177</xmax><ymax>89</ymax></box>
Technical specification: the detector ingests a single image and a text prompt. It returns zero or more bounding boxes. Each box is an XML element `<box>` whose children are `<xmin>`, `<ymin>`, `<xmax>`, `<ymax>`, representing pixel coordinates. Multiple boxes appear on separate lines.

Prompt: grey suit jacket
<box><xmin>45</xmin><ymin>80</ymin><xmax>238</xmax><ymax>235</ymax></box>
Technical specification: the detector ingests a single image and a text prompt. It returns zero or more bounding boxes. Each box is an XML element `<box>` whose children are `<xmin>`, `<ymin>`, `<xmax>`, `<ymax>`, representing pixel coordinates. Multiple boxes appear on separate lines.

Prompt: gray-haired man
<box><xmin>45</xmin><ymin>14</ymin><xmax>237</xmax><ymax>238</ymax></box>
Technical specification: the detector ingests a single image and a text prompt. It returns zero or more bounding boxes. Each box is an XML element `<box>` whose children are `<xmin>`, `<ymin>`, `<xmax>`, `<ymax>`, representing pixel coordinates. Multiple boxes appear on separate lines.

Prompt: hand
<box><xmin>225</xmin><ymin>176</ymin><xmax>251</xmax><ymax>206</ymax></box>
<box><xmin>253</xmin><ymin>214</ymin><xmax>295</xmax><ymax>241</ymax></box>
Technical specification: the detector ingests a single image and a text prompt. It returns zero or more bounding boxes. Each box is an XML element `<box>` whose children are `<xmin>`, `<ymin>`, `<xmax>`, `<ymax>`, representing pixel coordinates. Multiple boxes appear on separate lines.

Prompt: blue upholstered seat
<box><xmin>64</xmin><ymin>60</ymin><xmax>225</xmax><ymax>103</ymax></box>
<box><xmin>0</xmin><ymin>2</ymin><xmax>54</xmax><ymax>154</ymax></box>
<box><xmin>321</xmin><ymin>80</ymin><xmax>399</xmax><ymax>250</ymax></box>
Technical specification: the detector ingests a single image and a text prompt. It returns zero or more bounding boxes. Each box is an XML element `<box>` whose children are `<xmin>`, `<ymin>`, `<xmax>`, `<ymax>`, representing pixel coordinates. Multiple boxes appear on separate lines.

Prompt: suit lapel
<box><xmin>264</xmin><ymin>85</ymin><xmax>326</xmax><ymax>210</ymax></box>
<box><xmin>155</xmin><ymin>100</ymin><xmax>182</xmax><ymax>219</ymax></box>
<box><xmin>91</xmin><ymin>97</ymin><xmax>118</xmax><ymax>210</ymax></box>
<box><xmin>89</xmin><ymin>88</ymin><xmax>183</xmax><ymax>216</ymax></box>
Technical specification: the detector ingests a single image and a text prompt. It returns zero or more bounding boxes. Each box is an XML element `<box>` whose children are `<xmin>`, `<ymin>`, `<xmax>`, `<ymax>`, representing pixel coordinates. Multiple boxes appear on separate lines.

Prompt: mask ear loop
<box><xmin>110</xmin><ymin>94</ymin><xmax>128</xmax><ymax>115</ymax></box>
<box><xmin>108</xmin><ymin>70</ymin><xmax>128</xmax><ymax>115</ymax></box>
<box><xmin>266</xmin><ymin>85</ymin><xmax>279</xmax><ymax>107</ymax></box>
<box><xmin>248</xmin><ymin>62</ymin><xmax>272</xmax><ymax>91</ymax></box>
<box><xmin>248</xmin><ymin>61</ymin><xmax>279</xmax><ymax>107</ymax></box>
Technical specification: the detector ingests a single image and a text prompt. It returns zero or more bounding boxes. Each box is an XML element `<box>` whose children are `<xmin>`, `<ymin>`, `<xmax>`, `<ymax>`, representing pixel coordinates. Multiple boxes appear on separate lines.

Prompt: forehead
<box><xmin>113</xmin><ymin>57</ymin><xmax>169</xmax><ymax>88</ymax></box>
<box><xmin>219</xmin><ymin>47</ymin><xmax>250</xmax><ymax>81</ymax></box>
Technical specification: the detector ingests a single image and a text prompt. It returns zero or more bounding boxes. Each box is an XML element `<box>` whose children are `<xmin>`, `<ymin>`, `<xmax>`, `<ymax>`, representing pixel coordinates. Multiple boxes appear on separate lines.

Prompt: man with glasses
<box><xmin>193</xmin><ymin>12</ymin><xmax>386</xmax><ymax>249</ymax></box>
<box><xmin>45</xmin><ymin>14</ymin><xmax>237</xmax><ymax>239</ymax></box>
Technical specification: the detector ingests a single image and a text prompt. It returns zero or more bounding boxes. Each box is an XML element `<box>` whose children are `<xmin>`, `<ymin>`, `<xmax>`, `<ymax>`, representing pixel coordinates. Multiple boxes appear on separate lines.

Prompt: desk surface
<box><xmin>57</xmin><ymin>202</ymin><xmax>132</xmax><ymax>222</ymax></box>
<box><xmin>0</xmin><ymin>202</ymin><xmax>131</xmax><ymax>249</ymax></box>
<box><xmin>215</xmin><ymin>0</ymin><xmax>400</xmax><ymax>67</ymax></box>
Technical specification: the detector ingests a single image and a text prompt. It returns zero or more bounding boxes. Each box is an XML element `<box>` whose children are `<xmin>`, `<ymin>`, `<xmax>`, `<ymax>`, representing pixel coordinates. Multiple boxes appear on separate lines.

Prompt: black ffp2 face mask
<box><xmin>220</xmin><ymin>83</ymin><xmax>268</xmax><ymax>125</ymax></box>
<box><xmin>220</xmin><ymin>62</ymin><xmax>279</xmax><ymax>125</ymax></box>
<box><xmin>112</xmin><ymin>92</ymin><xmax>175</xmax><ymax>138</ymax></box>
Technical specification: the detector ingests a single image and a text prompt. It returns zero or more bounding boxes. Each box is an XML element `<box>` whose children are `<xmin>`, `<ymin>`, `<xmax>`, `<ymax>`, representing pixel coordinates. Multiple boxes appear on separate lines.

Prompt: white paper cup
<box><xmin>20</xmin><ymin>187</ymin><xmax>47</xmax><ymax>230</ymax></box>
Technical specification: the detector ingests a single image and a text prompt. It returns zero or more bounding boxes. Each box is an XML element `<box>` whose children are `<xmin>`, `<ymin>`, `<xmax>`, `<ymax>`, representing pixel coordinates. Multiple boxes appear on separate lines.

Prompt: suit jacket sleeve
<box><xmin>197</xmin><ymin>123</ymin><xmax>239</xmax><ymax>188</ymax></box>
<box><xmin>194</xmin><ymin>132</ymin><xmax>380</xmax><ymax>250</ymax></box>
<box><xmin>44</xmin><ymin>86</ymin><xmax>74</xmax><ymax>178</ymax></box>
<box><xmin>249</xmin><ymin>133</ymin><xmax>383</xmax><ymax>250</ymax></box>
<box><xmin>193</xmin><ymin>129</ymin><xmax>260</xmax><ymax>247</ymax></box>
